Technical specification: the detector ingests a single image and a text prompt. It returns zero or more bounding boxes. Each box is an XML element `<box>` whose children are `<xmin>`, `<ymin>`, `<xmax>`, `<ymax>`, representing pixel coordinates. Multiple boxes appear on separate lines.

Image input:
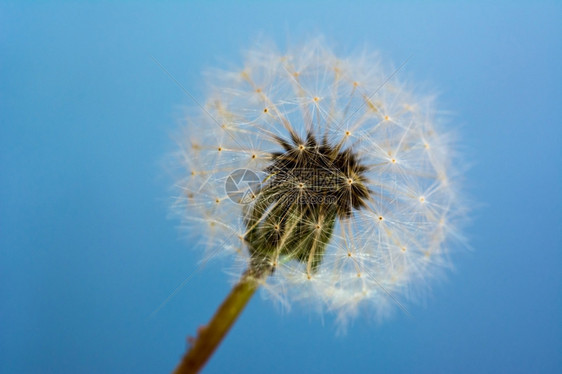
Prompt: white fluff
<box><xmin>173</xmin><ymin>39</ymin><xmax>466</xmax><ymax>326</ymax></box>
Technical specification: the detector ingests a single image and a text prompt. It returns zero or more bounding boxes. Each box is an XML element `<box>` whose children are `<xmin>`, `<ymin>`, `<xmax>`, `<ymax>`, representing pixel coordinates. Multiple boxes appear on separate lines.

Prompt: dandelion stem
<box><xmin>172</xmin><ymin>271</ymin><xmax>260</xmax><ymax>374</ymax></box>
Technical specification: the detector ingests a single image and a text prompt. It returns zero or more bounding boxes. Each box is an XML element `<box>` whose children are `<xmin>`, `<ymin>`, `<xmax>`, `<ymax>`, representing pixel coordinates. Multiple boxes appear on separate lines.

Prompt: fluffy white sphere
<box><xmin>174</xmin><ymin>39</ymin><xmax>465</xmax><ymax>326</ymax></box>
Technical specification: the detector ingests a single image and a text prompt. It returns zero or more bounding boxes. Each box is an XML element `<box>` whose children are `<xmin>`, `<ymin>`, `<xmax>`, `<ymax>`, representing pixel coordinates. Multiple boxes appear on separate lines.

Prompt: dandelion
<box><xmin>171</xmin><ymin>39</ymin><xmax>464</xmax><ymax>373</ymax></box>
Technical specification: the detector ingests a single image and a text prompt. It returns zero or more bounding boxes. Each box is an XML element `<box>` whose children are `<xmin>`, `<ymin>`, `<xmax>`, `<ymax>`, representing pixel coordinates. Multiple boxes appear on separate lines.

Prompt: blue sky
<box><xmin>1</xmin><ymin>1</ymin><xmax>560</xmax><ymax>373</ymax></box>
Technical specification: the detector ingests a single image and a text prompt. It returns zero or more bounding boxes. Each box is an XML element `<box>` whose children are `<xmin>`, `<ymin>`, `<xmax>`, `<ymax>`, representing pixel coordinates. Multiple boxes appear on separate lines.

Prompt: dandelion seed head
<box><xmin>174</xmin><ymin>39</ymin><xmax>466</xmax><ymax>326</ymax></box>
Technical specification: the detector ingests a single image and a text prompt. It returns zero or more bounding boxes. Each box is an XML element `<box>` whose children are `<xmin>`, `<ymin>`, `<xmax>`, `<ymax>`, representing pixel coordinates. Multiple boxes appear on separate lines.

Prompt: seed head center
<box><xmin>244</xmin><ymin>131</ymin><xmax>372</xmax><ymax>275</ymax></box>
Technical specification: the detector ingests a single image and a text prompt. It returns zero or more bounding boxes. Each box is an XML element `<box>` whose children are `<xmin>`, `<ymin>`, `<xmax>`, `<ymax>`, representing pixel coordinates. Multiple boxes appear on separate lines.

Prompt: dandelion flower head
<box><xmin>176</xmin><ymin>39</ymin><xmax>464</xmax><ymax>324</ymax></box>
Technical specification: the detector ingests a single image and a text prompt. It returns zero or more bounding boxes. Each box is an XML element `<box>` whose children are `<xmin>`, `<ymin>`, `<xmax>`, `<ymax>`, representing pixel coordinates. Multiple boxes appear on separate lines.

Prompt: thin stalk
<box><xmin>172</xmin><ymin>272</ymin><xmax>260</xmax><ymax>374</ymax></box>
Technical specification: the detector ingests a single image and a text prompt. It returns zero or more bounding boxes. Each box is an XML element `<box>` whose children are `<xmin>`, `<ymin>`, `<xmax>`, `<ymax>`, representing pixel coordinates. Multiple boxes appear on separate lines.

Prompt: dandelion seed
<box><xmin>171</xmin><ymin>39</ymin><xmax>465</xmax><ymax>372</ymax></box>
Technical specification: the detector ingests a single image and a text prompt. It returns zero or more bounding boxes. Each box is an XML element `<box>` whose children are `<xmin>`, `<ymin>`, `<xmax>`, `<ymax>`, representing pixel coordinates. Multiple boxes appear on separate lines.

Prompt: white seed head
<box><xmin>173</xmin><ymin>39</ymin><xmax>466</xmax><ymax>326</ymax></box>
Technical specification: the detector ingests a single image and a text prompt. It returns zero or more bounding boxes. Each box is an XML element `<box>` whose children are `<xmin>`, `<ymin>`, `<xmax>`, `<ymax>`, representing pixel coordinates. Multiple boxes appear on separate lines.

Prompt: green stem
<box><xmin>172</xmin><ymin>272</ymin><xmax>260</xmax><ymax>374</ymax></box>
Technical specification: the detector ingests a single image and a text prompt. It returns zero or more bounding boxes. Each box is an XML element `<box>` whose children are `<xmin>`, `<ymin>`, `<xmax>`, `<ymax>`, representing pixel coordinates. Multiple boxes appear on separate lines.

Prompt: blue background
<box><xmin>1</xmin><ymin>1</ymin><xmax>560</xmax><ymax>373</ymax></box>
